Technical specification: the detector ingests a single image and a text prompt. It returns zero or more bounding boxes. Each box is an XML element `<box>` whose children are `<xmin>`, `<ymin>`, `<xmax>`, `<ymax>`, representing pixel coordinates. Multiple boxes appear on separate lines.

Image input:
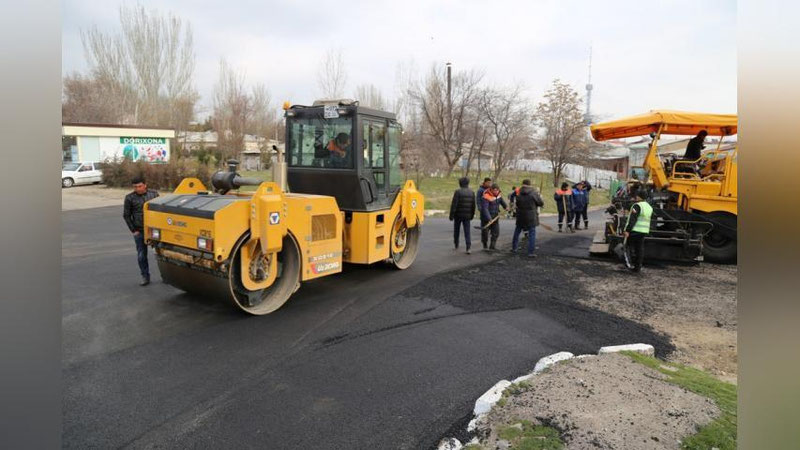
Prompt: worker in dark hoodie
<box><xmin>449</xmin><ymin>176</ymin><xmax>476</xmax><ymax>254</ymax></box>
<box><xmin>554</xmin><ymin>182</ymin><xmax>574</xmax><ymax>232</ymax></box>
<box><xmin>511</xmin><ymin>179</ymin><xmax>545</xmax><ymax>257</ymax></box>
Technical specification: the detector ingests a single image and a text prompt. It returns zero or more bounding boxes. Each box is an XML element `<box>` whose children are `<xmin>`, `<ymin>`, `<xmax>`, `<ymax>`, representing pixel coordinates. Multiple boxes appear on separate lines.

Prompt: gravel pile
<box><xmin>481</xmin><ymin>353</ymin><xmax>719</xmax><ymax>450</ymax></box>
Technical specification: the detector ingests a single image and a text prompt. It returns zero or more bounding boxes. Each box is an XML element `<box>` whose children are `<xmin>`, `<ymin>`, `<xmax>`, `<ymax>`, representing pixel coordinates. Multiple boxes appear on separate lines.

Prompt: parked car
<box><xmin>62</xmin><ymin>161</ymin><xmax>103</xmax><ymax>188</ymax></box>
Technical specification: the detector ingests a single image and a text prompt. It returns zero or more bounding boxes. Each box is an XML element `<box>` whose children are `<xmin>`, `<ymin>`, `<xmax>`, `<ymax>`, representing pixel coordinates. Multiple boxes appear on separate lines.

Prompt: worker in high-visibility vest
<box><xmin>623</xmin><ymin>189</ymin><xmax>653</xmax><ymax>272</ymax></box>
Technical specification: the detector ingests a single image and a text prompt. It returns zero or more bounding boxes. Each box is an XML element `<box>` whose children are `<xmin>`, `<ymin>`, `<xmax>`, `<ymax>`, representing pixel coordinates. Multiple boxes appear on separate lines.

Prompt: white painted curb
<box><xmin>437</xmin><ymin>437</ymin><xmax>463</xmax><ymax>450</ymax></box>
<box><xmin>598</xmin><ymin>343</ymin><xmax>654</xmax><ymax>356</ymax></box>
<box><xmin>533</xmin><ymin>351</ymin><xmax>575</xmax><ymax>373</ymax></box>
<box><xmin>473</xmin><ymin>379</ymin><xmax>512</xmax><ymax>415</ymax></box>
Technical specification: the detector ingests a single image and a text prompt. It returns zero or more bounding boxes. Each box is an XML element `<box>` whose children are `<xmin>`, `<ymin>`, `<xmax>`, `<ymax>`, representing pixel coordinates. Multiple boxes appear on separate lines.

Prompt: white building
<box><xmin>62</xmin><ymin>123</ymin><xmax>175</xmax><ymax>163</ymax></box>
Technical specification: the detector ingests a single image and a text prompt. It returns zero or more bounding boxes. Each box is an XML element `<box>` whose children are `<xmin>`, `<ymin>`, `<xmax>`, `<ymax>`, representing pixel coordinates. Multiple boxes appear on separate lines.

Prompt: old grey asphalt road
<box><xmin>63</xmin><ymin>207</ymin><xmax>668</xmax><ymax>449</ymax></box>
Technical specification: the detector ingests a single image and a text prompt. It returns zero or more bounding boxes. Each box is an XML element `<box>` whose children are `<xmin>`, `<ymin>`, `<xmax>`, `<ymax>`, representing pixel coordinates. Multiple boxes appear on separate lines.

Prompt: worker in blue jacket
<box><xmin>572</xmin><ymin>181</ymin><xmax>589</xmax><ymax>230</ymax></box>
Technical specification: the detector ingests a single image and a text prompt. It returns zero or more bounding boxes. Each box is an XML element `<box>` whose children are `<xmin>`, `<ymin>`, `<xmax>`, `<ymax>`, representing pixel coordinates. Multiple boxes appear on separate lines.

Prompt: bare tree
<box><xmin>479</xmin><ymin>85</ymin><xmax>532</xmax><ymax>179</ymax></box>
<box><xmin>354</xmin><ymin>84</ymin><xmax>387</xmax><ymax>110</ymax></box>
<box><xmin>212</xmin><ymin>60</ymin><xmax>248</xmax><ymax>161</ymax></box>
<box><xmin>316</xmin><ymin>48</ymin><xmax>348</xmax><ymax>99</ymax></box>
<box><xmin>212</xmin><ymin>60</ymin><xmax>277</xmax><ymax>162</ymax></box>
<box><xmin>248</xmin><ymin>83</ymin><xmax>278</xmax><ymax>137</ymax></box>
<box><xmin>62</xmin><ymin>73</ymin><xmax>120</xmax><ymax>123</ymax></box>
<box><xmin>535</xmin><ymin>79</ymin><xmax>587</xmax><ymax>186</ymax></box>
<box><xmin>461</xmin><ymin>115</ymin><xmax>489</xmax><ymax>178</ymax></box>
<box><xmin>79</xmin><ymin>3</ymin><xmax>198</xmax><ymax>130</ymax></box>
<box><xmin>410</xmin><ymin>65</ymin><xmax>484</xmax><ymax>177</ymax></box>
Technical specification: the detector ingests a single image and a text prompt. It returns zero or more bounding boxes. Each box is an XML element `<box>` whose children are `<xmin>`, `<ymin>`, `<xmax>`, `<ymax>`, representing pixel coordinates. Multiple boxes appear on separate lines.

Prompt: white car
<box><xmin>62</xmin><ymin>162</ymin><xmax>103</xmax><ymax>188</ymax></box>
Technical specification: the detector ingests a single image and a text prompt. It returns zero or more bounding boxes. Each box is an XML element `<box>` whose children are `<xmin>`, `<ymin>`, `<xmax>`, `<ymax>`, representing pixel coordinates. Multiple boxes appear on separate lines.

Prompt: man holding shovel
<box><xmin>554</xmin><ymin>182</ymin><xmax>574</xmax><ymax>232</ymax></box>
<box><xmin>479</xmin><ymin>183</ymin><xmax>508</xmax><ymax>250</ymax></box>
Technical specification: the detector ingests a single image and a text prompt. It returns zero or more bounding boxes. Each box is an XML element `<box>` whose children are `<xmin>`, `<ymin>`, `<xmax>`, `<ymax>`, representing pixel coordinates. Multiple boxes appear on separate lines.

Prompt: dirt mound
<box><xmin>482</xmin><ymin>353</ymin><xmax>719</xmax><ymax>450</ymax></box>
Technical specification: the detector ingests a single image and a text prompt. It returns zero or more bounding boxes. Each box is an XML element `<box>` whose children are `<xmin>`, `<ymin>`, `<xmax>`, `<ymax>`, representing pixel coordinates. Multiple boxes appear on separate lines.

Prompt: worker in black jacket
<box><xmin>123</xmin><ymin>176</ymin><xmax>159</xmax><ymax>285</ymax></box>
<box><xmin>683</xmin><ymin>130</ymin><xmax>708</xmax><ymax>161</ymax></box>
<box><xmin>449</xmin><ymin>176</ymin><xmax>477</xmax><ymax>254</ymax></box>
<box><xmin>511</xmin><ymin>180</ymin><xmax>545</xmax><ymax>257</ymax></box>
<box><xmin>678</xmin><ymin>130</ymin><xmax>708</xmax><ymax>174</ymax></box>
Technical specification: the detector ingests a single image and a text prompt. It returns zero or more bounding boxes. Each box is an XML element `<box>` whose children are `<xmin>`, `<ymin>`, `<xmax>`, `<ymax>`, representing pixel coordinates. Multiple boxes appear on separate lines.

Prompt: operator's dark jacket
<box><xmin>683</xmin><ymin>136</ymin><xmax>705</xmax><ymax>161</ymax></box>
<box><xmin>449</xmin><ymin>187</ymin><xmax>476</xmax><ymax>221</ymax></box>
<box><xmin>123</xmin><ymin>189</ymin><xmax>159</xmax><ymax>232</ymax></box>
<box><xmin>514</xmin><ymin>186</ymin><xmax>545</xmax><ymax>228</ymax></box>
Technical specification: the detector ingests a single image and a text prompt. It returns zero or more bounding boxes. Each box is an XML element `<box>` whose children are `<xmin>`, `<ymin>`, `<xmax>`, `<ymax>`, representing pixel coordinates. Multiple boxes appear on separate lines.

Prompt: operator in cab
<box><xmin>683</xmin><ymin>130</ymin><xmax>708</xmax><ymax>161</ymax></box>
<box><xmin>623</xmin><ymin>188</ymin><xmax>652</xmax><ymax>273</ymax></box>
<box><xmin>327</xmin><ymin>132</ymin><xmax>351</xmax><ymax>168</ymax></box>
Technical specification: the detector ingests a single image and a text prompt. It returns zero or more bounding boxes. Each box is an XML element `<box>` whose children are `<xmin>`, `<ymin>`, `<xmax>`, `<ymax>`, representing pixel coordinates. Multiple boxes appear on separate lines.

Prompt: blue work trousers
<box><xmin>512</xmin><ymin>225</ymin><xmax>537</xmax><ymax>255</ymax></box>
<box><xmin>134</xmin><ymin>232</ymin><xmax>150</xmax><ymax>279</ymax></box>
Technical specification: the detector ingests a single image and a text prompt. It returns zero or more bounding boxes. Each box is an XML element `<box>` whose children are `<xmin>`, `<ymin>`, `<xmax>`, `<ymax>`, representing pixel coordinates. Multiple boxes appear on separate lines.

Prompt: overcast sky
<box><xmin>62</xmin><ymin>0</ymin><xmax>737</xmax><ymax>121</ymax></box>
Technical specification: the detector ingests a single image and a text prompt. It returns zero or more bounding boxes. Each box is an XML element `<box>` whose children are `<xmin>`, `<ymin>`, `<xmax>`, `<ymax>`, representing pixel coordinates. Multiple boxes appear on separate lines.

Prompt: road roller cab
<box><xmin>144</xmin><ymin>100</ymin><xmax>424</xmax><ymax>315</ymax></box>
<box><xmin>285</xmin><ymin>99</ymin><xmax>405</xmax><ymax>211</ymax></box>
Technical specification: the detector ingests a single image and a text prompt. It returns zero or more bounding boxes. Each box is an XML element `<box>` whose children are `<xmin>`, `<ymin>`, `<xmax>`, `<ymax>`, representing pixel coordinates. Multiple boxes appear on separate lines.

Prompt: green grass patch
<box><xmin>413</xmin><ymin>171</ymin><xmax>607</xmax><ymax>216</ymax></box>
<box><xmin>496</xmin><ymin>380</ymin><xmax>533</xmax><ymax>410</ymax></box>
<box><xmin>236</xmin><ymin>170</ymin><xmax>274</xmax><ymax>192</ymax></box>
<box><xmin>498</xmin><ymin>420</ymin><xmax>563</xmax><ymax>450</ymax></box>
<box><xmin>463</xmin><ymin>444</ymin><xmax>484</xmax><ymax>450</ymax></box>
<box><xmin>623</xmin><ymin>351</ymin><xmax>737</xmax><ymax>450</ymax></box>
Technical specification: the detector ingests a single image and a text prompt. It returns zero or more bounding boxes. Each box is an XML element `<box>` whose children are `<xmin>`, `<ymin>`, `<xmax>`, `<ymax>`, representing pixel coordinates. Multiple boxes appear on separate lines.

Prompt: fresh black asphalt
<box><xmin>62</xmin><ymin>207</ymin><xmax>672</xmax><ymax>449</ymax></box>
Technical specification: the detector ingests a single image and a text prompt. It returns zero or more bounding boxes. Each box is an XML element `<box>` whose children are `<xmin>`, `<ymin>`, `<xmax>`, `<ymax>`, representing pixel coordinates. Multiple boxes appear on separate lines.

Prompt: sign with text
<box><xmin>120</xmin><ymin>137</ymin><xmax>169</xmax><ymax>162</ymax></box>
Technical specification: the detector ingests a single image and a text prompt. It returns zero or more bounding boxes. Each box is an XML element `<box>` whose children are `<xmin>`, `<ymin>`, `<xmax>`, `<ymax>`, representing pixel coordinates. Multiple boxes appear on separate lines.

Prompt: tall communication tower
<box><xmin>584</xmin><ymin>46</ymin><xmax>593</xmax><ymax>125</ymax></box>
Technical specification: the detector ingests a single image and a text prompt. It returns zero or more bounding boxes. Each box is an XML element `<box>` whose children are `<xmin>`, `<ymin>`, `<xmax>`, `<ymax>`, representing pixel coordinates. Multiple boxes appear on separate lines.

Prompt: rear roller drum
<box><xmin>228</xmin><ymin>233</ymin><xmax>301</xmax><ymax>315</ymax></box>
<box><xmin>390</xmin><ymin>217</ymin><xmax>420</xmax><ymax>269</ymax></box>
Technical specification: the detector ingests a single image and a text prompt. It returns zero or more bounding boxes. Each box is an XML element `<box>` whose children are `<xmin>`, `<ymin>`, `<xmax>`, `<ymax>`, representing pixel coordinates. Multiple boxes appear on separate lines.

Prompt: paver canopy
<box><xmin>590</xmin><ymin>110</ymin><xmax>738</xmax><ymax>140</ymax></box>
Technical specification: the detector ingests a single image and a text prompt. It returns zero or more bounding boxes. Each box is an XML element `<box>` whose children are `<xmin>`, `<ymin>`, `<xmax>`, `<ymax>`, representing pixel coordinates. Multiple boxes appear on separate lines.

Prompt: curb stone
<box><xmin>437</xmin><ymin>437</ymin><xmax>462</xmax><ymax>450</ymax></box>
<box><xmin>473</xmin><ymin>379</ymin><xmax>512</xmax><ymax>415</ymax></box>
<box><xmin>598</xmin><ymin>343</ymin><xmax>654</xmax><ymax>356</ymax></box>
<box><xmin>533</xmin><ymin>351</ymin><xmax>574</xmax><ymax>373</ymax></box>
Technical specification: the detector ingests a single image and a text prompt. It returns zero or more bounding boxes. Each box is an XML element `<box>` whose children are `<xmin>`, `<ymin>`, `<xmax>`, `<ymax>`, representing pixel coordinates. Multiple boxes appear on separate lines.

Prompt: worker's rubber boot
<box><xmin>558</xmin><ymin>224</ymin><xmax>562</xmax><ymax>232</ymax></box>
<box><xmin>568</xmin><ymin>225</ymin><xmax>574</xmax><ymax>233</ymax></box>
<box><xmin>584</xmin><ymin>220</ymin><xmax>589</xmax><ymax>228</ymax></box>
<box><xmin>489</xmin><ymin>239</ymin><xmax>497</xmax><ymax>251</ymax></box>
<box><xmin>140</xmin><ymin>276</ymin><xmax>150</xmax><ymax>286</ymax></box>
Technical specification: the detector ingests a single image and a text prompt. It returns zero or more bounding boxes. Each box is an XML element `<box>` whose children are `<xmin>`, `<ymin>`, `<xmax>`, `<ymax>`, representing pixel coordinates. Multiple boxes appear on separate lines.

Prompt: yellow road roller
<box><xmin>144</xmin><ymin>100</ymin><xmax>424</xmax><ymax>314</ymax></box>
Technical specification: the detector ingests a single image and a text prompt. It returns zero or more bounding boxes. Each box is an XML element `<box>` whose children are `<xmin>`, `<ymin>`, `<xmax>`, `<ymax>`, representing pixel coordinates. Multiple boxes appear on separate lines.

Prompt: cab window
<box><xmin>387</xmin><ymin>123</ymin><xmax>404</xmax><ymax>188</ymax></box>
<box><xmin>288</xmin><ymin>116</ymin><xmax>353</xmax><ymax>169</ymax></box>
<box><xmin>362</xmin><ymin>121</ymin><xmax>386</xmax><ymax>169</ymax></box>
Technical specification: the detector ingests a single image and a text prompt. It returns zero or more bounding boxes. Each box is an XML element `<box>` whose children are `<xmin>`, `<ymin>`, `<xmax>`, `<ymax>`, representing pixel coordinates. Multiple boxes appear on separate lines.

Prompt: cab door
<box><xmin>362</xmin><ymin>119</ymin><xmax>388</xmax><ymax>196</ymax></box>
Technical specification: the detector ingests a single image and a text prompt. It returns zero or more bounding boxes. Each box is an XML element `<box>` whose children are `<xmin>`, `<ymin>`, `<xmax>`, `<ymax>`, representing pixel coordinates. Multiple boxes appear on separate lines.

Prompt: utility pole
<box><xmin>446</xmin><ymin>62</ymin><xmax>452</xmax><ymax>141</ymax></box>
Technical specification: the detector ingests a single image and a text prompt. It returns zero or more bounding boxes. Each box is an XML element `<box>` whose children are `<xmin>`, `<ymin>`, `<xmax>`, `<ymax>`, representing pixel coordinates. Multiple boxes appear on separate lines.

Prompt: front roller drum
<box><xmin>158</xmin><ymin>233</ymin><xmax>301</xmax><ymax>315</ymax></box>
<box><xmin>390</xmin><ymin>216</ymin><xmax>421</xmax><ymax>269</ymax></box>
<box><xmin>227</xmin><ymin>233</ymin><xmax>301</xmax><ymax>315</ymax></box>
